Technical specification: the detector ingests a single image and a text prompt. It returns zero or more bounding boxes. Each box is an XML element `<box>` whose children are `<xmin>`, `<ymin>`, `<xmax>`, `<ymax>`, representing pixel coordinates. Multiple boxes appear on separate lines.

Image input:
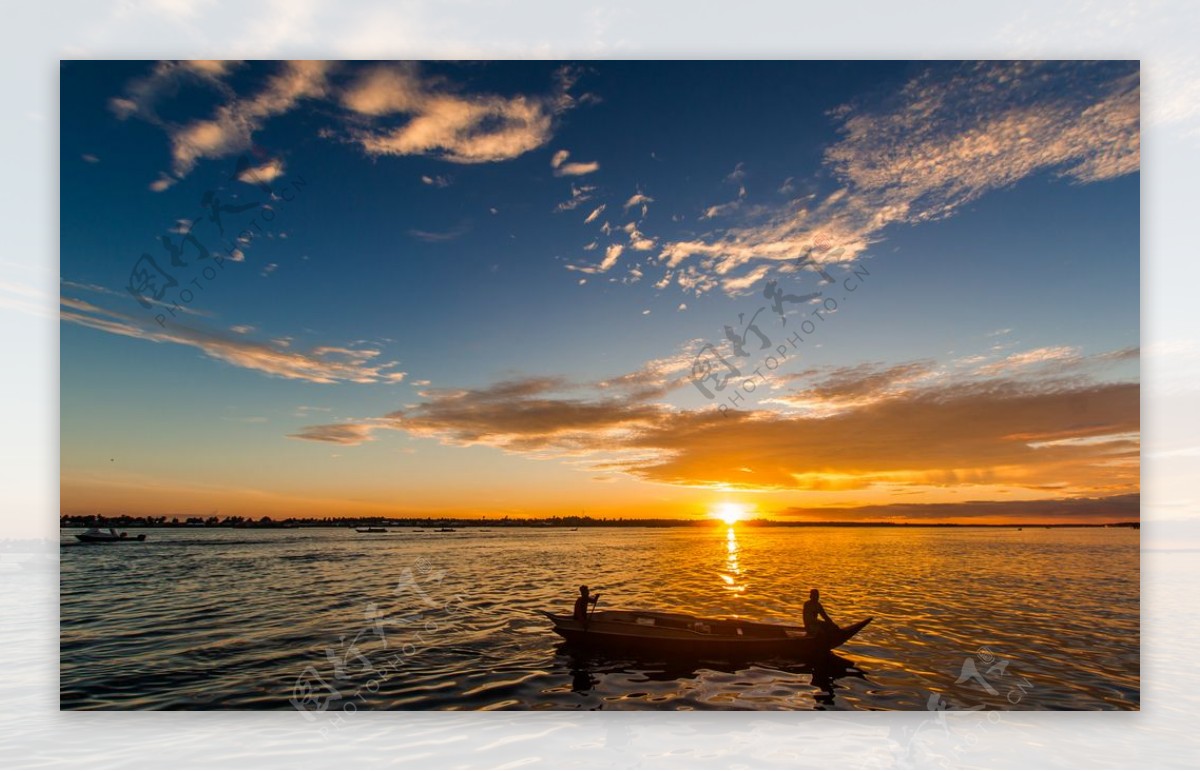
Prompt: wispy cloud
<box><xmin>61</xmin><ymin>296</ymin><xmax>405</xmax><ymax>385</ymax></box>
<box><xmin>114</xmin><ymin>61</ymin><xmax>581</xmax><ymax>187</ymax></box>
<box><xmin>649</xmin><ymin>61</ymin><xmax>1139</xmax><ymax>295</ymax></box>
<box><xmin>626</xmin><ymin>223</ymin><xmax>656</xmax><ymax>251</ymax></box>
<box><xmin>554</xmin><ymin>183</ymin><xmax>596</xmax><ymax>213</ymax></box>
<box><xmin>599</xmin><ymin>243</ymin><xmax>624</xmax><ymax>271</ymax></box>
<box><xmin>623</xmin><ymin>191</ymin><xmax>653</xmax><ymax>217</ymax></box>
<box><xmin>978</xmin><ymin>345</ymin><xmax>1080</xmax><ymax>374</ymax></box>
<box><xmin>114</xmin><ymin>61</ymin><xmax>328</xmax><ymax>184</ymax></box>
<box><xmin>291</xmin><ymin>353</ymin><xmax>696</xmax><ymax>448</ymax></box>
<box><xmin>767</xmin><ymin>360</ymin><xmax>940</xmax><ymax>415</ymax></box>
<box><xmin>408</xmin><ymin>222</ymin><xmax>470</xmax><ymax>242</ymax></box>
<box><xmin>974</xmin><ymin>344</ymin><xmax>1136</xmax><ymax>376</ymax></box>
<box><xmin>288</xmin><ymin>422</ymin><xmax>382</xmax><ymax>445</ymax></box>
<box><xmin>566</xmin><ymin>243</ymin><xmax>624</xmax><ymax>274</ymax></box>
<box><xmin>551</xmin><ymin>148</ymin><xmax>600</xmax><ymax>176</ymax></box>
<box><xmin>237</xmin><ymin>157</ymin><xmax>286</xmax><ymax>184</ymax></box>
<box><xmin>60</xmin><ymin>278</ymin><xmax>213</xmax><ymax>318</ymax></box>
<box><xmin>343</xmin><ymin>63</ymin><xmax>578</xmax><ymax>163</ymax></box>
<box><xmin>109</xmin><ymin>60</ymin><xmax>240</xmax><ymax>123</ymax></box>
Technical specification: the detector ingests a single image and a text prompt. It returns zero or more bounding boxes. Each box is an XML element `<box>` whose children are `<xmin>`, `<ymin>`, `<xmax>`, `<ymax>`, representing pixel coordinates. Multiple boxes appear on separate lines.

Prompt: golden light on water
<box><xmin>720</xmin><ymin>524</ymin><xmax>746</xmax><ymax>594</ymax></box>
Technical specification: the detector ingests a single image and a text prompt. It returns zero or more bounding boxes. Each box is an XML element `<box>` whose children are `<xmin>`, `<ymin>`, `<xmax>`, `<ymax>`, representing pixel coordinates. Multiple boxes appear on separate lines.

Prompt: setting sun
<box><xmin>713</xmin><ymin>502</ymin><xmax>749</xmax><ymax>525</ymax></box>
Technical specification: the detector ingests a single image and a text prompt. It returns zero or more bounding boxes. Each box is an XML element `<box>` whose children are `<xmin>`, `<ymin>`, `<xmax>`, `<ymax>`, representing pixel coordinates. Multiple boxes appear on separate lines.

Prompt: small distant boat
<box><xmin>542</xmin><ymin>609</ymin><xmax>871</xmax><ymax>660</ymax></box>
<box><xmin>435</xmin><ymin>527</ymin><xmax>456</xmax><ymax>533</ymax></box>
<box><xmin>76</xmin><ymin>528</ymin><xmax>146</xmax><ymax>543</ymax></box>
<box><xmin>356</xmin><ymin>527</ymin><xmax>387</xmax><ymax>533</ymax></box>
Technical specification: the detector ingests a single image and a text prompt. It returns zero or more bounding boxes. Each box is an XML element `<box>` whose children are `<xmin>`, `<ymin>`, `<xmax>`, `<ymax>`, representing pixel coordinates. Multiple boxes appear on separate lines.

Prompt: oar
<box><xmin>587</xmin><ymin>594</ymin><xmax>600</xmax><ymax>622</ymax></box>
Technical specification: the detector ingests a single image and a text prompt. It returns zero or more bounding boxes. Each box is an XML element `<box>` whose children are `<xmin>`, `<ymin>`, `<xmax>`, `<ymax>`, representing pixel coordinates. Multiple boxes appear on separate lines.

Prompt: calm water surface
<box><xmin>60</xmin><ymin>526</ymin><xmax>1139</xmax><ymax>710</ymax></box>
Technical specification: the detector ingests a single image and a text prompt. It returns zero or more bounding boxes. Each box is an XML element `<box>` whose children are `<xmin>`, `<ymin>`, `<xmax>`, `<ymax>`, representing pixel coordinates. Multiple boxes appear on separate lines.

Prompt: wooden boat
<box><xmin>76</xmin><ymin>529</ymin><xmax>146</xmax><ymax>543</ymax></box>
<box><xmin>355</xmin><ymin>527</ymin><xmax>387</xmax><ymax>533</ymax></box>
<box><xmin>541</xmin><ymin>609</ymin><xmax>871</xmax><ymax>660</ymax></box>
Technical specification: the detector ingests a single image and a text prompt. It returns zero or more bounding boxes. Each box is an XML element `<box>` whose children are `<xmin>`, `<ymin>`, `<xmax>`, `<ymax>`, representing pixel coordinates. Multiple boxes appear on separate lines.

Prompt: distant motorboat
<box><xmin>76</xmin><ymin>528</ymin><xmax>146</xmax><ymax>543</ymax></box>
<box><xmin>435</xmin><ymin>527</ymin><xmax>456</xmax><ymax>533</ymax></box>
<box><xmin>356</xmin><ymin>527</ymin><xmax>387</xmax><ymax>533</ymax></box>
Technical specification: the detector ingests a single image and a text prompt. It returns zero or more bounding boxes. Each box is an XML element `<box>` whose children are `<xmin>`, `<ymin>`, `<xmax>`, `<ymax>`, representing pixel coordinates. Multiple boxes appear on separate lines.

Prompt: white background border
<box><xmin>3</xmin><ymin>1</ymin><xmax>1198</xmax><ymax>767</ymax></box>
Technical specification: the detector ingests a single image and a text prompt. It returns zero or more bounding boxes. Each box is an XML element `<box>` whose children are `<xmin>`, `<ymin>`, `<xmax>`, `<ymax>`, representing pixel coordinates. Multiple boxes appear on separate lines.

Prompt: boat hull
<box><xmin>543</xmin><ymin>610</ymin><xmax>871</xmax><ymax>660</ymax></box>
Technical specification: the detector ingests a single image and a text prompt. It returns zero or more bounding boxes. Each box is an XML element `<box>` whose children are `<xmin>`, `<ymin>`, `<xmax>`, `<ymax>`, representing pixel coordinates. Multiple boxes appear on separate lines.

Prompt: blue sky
<box><xmin>60</xmin><ymin>60</ymin><xmax>1140</xmax><ymax>521</ymax></box>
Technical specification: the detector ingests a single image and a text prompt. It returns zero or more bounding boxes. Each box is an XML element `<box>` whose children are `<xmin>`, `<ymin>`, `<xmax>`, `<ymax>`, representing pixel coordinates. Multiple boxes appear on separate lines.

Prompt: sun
<box><xmin>713</xmin><ymin>502</ymin><xmax>749</xmax><ymax>525</ymax></box>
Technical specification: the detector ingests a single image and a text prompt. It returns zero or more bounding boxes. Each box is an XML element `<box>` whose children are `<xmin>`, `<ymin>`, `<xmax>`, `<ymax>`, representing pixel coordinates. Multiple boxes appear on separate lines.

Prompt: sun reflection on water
<box><xmin>719</xmin><ymin>525</ymin><xmax>747</xmax><ymax>594</ymax></box>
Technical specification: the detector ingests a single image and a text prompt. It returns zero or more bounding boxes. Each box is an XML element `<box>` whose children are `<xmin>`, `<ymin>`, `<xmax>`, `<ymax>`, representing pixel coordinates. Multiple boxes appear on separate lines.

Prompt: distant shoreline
<box><xmin>59</xmin><ymin>516</ymin><xmax>1140</xmax><ymax>530</ymax></box>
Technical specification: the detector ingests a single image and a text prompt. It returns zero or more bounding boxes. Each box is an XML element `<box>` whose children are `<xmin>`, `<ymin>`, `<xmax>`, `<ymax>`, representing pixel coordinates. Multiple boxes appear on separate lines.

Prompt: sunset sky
<box><xmin>59</xmin><ymin>60</ymin><xmax>1140</xmax><ymax>523</ymax></box>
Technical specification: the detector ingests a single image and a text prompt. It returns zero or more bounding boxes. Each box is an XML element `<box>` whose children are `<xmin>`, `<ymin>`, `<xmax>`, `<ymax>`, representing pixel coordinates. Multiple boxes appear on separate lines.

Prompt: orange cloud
<box><xmin>623</xmin><ymin>380</ymin><xmax>1137</xmax><ymax>493</ymax></box>
<box><xmin>288</xmin><ymin>355</ymin><xmax>1138</xmax><ymax>500</ymax></box>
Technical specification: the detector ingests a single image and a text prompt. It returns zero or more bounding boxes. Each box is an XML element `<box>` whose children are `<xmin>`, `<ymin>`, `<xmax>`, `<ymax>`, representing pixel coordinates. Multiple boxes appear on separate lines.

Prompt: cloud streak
<box><xmin>61</xmin><ymin>296</ymin><xmax>406</xmax><ymax>385</ymax></box>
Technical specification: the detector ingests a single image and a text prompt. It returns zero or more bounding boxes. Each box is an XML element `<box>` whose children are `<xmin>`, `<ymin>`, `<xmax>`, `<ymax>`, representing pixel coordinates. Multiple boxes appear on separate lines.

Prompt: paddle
<box><xmin>587</xmin><ymin>594</ymin><xmax>600</xmax><ymax>622</ymax></box>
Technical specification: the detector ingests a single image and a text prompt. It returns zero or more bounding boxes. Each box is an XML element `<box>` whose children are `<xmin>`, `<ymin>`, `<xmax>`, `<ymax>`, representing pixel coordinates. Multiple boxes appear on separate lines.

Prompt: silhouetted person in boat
<box><xmin>574</xmin><ymin>585</ymin><xmax>600</xmax><ymax>625</ymax></box>
<box><xmin>803</xmin><ymin>588</ymin><xmax>838</xmax><ymax>638</ymax></box>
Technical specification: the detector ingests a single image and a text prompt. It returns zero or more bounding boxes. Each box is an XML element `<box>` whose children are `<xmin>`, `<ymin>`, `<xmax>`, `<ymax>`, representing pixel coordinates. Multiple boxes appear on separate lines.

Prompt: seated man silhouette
<box><xmin>573</xmin><ymin>585</ymin><xmax>599</xmax><ymax>625</ymax></box>
<box><xmin>803</xmin><ymin>588</ymin><xmax>838</xmax><ymax>638</ymax></box>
